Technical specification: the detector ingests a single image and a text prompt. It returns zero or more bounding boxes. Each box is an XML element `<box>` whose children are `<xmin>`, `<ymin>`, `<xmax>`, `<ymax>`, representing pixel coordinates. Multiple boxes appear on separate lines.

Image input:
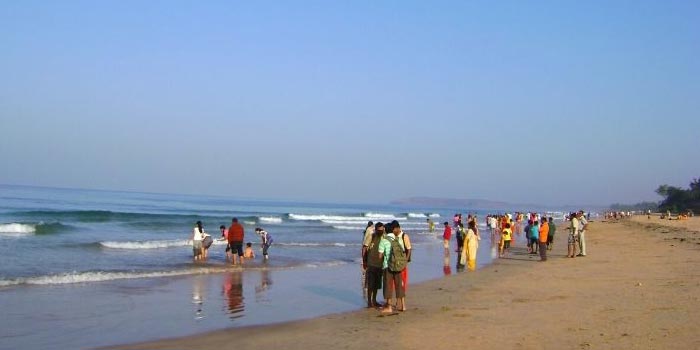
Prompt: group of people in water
<box><xmin>191</xmin><ymin>218</ymin><xmax>273</xmax><ymax>263</ymax></box>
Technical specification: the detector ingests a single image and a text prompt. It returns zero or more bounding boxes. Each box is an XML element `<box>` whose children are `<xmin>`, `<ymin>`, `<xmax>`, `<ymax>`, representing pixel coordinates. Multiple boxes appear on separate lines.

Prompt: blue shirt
<box><xmin>530</xmin><ymin>225</ymin><xmax>540</xmax><ymax>240</ymax></box>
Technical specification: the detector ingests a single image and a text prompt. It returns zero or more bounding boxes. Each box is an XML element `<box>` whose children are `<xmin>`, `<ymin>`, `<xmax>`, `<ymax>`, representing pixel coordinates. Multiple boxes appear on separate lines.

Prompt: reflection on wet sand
<box><xmin>192</xmin><ymin>275</ymin><xmax>207</xmax><ymax>320</ymax></box>
<box><xmin>222</xmin><ymin>272</ymin><xmax>244</xmax><ymax>319</ymax></box>
<box><xmin>443</xmin><ymin>251</ymin><xmax>451</xmax><ymax>276</ymax></box>
<box><xmin>255</xmin><ymin>269</ymin><xmax>273</xmax><ymax>302</ymax></box>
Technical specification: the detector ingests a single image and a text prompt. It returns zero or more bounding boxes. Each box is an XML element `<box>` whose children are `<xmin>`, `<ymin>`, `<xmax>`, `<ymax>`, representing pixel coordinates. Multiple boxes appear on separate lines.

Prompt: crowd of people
<box><xmin>361</xmin><ymin>220</ymin><xmax>412</xmax><ymax>315</ymax></box>
<box><xmin>191</xmin><ymin>218</ymin><xmax>273</xmax><ymax>264</ymax></box>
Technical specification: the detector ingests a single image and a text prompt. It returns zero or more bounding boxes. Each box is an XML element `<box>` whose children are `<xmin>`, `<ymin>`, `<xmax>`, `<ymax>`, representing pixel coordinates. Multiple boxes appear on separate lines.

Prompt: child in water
<box><xmin>243</xmin><ymin>242</ymin><xmax>256</xmax><ymax>259</ymax></box>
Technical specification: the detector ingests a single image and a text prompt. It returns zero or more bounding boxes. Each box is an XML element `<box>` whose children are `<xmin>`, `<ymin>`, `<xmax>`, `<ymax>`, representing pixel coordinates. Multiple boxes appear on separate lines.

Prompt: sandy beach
<box><xmin>110</xmin><ymin>216</ymin><xmax>700</xmax><ymax>350</ymax></box>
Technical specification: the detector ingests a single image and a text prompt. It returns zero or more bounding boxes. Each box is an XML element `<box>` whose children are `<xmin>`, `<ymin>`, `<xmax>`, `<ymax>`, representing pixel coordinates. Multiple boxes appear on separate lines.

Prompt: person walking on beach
<box><xmin>577</xmin><ymin>211</ymin><xmax>588</xmax><ymax>257</ymax></box>
<box><xmin>568</xmin><ymin>213</ymin><xmax>579</xmax><ymax>258</ymax></box>
<box><xmin>442</xmin><ymin>221</ymin><xmax>452</xmax><ymax>253</ymax></box>
<box><xmin>427</xmin><ymin>218</ymin><xmax>435</xmax><ymax>232</ymax></box>
<box><xmin>547</xmin><ymin>217</ymin><xmax>556</xmax><ymax>250</ymax></box>
<box><xmin>365</xmin><ymin>222</ymin><xmax>385</xmax><ymax>308</ymax></box>
<box><xmin>524</xmin><ymin>220</ymin><xmax>533</xmax><ymax>253</ymax></box>
<box><xmin>499</xmin><ymin>223</ymin><xmax>512</xmax><ymax>258</ymax></box>
<box><xmin>539</xmin><ymin>218</ymin><xmax>549</xmax><ymax>261</ymax></box>
<box><xmin>227</xmin><ymin>218</ymin><xmax>245</xmax><ymax>265</ymax></box>
<box><xmin>192</xmin><ymin>221</ymin><xmax>205</xmax><ymax>261</ymax></box>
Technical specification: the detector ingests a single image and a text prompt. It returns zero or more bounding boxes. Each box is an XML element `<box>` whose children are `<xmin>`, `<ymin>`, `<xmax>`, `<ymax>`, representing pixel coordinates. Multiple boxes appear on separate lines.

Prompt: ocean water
<box><xmin>0</xmin><ymin>185</ymin><xmax>517</xmax><ymax>349</ymax></box>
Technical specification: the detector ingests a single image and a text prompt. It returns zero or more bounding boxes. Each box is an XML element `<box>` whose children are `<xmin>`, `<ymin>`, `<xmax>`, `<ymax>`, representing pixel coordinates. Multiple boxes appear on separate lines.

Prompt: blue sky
<box><xmin>1</xmin><ymin>0</ymin><xmax>698</xmax><ymax>206</ymax></box>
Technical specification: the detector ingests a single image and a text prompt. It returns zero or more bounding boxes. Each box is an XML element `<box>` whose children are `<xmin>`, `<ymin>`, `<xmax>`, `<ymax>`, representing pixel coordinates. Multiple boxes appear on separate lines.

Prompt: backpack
<box><xmin>366</xmin><ymin>236</ymin><xmax>383</xmax><ymax>268</ymax></box>
<box><xmin>388</xmin><ymin>237</ymin><xmax>408</xmax><ymax>272</ymax></box>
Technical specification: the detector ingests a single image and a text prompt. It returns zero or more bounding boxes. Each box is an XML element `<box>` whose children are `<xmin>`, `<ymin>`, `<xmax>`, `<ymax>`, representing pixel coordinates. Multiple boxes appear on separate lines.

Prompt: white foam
<box><xmin>332</xmin><ymin>225</ymin><xmax>365</xmax><ymax>230</ymax></box>
<box><xmin>243</xmin><ymin>221</ymin><xmax>256</xmax><ymax>225</ymax></box>
<box><xmin>258</xmin><ymin>216</ymin><xmax>282</xmax><ymax>224</ymax></box>
<box><xmin>0</xmin><ymin>268</ymin><xmax>229</xmax><ymax>287</ymax></box>
<box><xmin>0</xmin><ymin>223</ymin><xmax>36</xmax><ymax>235</ymax></box>
<box><xmin>428</xmin><ymin>213</ymin><xmax>440</xmax><ymax>218</ymax></box>
<box><xmin>289</xmin><ymin>213</ymin><xmax>407</xmax><ymax>222</ymax></box>
<box><xmin>100</xmin><ymin>239</ymin><xmax>227</xmax><ymax>250</ymax></box>
<box><xmin>408</xmin><ymin>213</ymin><xmax>427</xmax><ymax>218</ymax></box>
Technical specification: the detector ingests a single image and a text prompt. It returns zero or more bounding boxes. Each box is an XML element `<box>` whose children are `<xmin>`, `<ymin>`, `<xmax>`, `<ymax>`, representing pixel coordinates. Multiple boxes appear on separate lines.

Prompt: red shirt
<box><xmin>228</xmin><ymin>223</ymin><xmax>244</xmax><ymax>243</ymax></box>
<box><xmin>443</xmin><ymin>226</ymin><xmax>452</xmax><ymax>240</ymax></box>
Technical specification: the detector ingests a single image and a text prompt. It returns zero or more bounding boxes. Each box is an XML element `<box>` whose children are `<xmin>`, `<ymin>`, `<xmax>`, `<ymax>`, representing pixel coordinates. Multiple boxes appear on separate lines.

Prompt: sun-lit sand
<box><xmin>110</xmin><ymin>216</ymin><xmax>700</xmax><ymax>350</ymax></box>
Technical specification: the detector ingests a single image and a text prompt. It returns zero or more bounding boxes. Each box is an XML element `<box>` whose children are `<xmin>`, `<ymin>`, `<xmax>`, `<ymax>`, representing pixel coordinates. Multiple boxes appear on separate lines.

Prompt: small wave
<box><xmin>0</xmin><ymin>222</ymin><xmax>70</xmax><ymax>236</ymax></box>
<box><xmin>407</xmin><ymin>213</ymin><xmax>427</xmax><ymax>218</ymax></box>
<box><xmin>289</xmin><ymin>213</ymin><xmax>406</xmax><ymax>222</ymax></box>
<box><xmin>0</xmin><ymin>223</ymin><xmax>36</xmax><ymax>235</ymax></box>
<box><xmin>100</xmin><ymin>239</ymin><xmax>227</xmax><ymax>250</ymax></box>
<box><xmin>258</xmin><ymin>216</ymin><xmax>282</xmax><ymax>224</ymax></box>
<box><xmin>428</xmin><ymin>213</ymin><xmax>441</xmax><ymax>218</ymax></box>
<box><xmin>0</xmin><ymin>268</ymin><xmax>234</xmax><ymax>287</ymax></box>
<box><xmin>332</xmin><ymin>225</ymin><xmax>365</xmax><ymax>230</ymax></box>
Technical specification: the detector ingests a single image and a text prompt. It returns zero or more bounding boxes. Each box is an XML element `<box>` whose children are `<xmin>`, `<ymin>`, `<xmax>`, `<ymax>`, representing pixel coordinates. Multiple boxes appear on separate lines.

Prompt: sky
<box><xmin>1</xmin><ymin>0</ymin><xmax>698</xmax><ymax>206</ymax></box>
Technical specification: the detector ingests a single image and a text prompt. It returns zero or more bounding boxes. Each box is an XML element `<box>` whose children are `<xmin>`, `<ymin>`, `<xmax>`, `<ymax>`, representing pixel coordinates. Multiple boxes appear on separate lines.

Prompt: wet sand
<box><xmin>110</xmin><ymin>217</ymin><xmax>700</xmax><ymax>350</ymax></box>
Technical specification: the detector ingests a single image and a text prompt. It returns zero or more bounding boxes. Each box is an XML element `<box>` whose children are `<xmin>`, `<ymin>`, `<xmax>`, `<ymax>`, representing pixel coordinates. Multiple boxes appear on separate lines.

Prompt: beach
<box><xmin>112</xmin><ymin>216</ymin><xmax>700</xmax><ymax>350</ymax></box>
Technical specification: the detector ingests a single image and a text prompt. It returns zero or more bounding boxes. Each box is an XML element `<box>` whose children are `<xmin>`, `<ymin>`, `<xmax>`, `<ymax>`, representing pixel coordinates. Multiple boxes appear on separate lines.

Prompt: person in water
<box><xmin>192</xmin><ymin>221</ymin><xmax>205</xmax><ymax>261</ymax></box>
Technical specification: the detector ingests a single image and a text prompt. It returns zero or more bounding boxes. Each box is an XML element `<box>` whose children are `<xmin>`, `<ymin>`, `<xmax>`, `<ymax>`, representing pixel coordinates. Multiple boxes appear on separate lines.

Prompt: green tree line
<box><xmin>655</xmin><ymin>177</ymin><xmax>700</xmax><ymax>213</ymax></box>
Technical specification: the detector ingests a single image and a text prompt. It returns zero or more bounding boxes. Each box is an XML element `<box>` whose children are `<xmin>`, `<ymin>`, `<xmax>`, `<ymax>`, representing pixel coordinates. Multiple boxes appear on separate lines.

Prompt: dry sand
<box><xmin>110</xmin><ymin>217</ymin><xmax>700</xmax><ymax>350</ymax></box>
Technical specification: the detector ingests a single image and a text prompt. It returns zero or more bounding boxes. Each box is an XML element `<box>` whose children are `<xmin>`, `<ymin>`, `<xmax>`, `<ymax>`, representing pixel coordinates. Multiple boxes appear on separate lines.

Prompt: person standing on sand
<box><xmin>568</xmin><ymin>213</ymin><xmax>579</xmax><ymax>258</ymax></box>
<box><xmin>456</xmin><ymin>222</ymin><xmax>465</xmax><ymax>254</ymax></box>
<box><xmin>227</xmin><ymin>218</ymin><xmax>245</xmax><ymax>265</ymax></box>
<box><xmin>392</xmin><ymin>221</ymin><xmax>411</xmax><ymax>301</ymax></box>
<box><xmin>499</xmin><ymin>223</ymin><xmax>512</xmax><ymax>258</ymax></box>
<box><xmin>361</xmin><ymin>221</ymin><xmax>374</xmax><ymax>290</ymax></box>
<box><xmin>427</xmin><ymin>218</ymin><xmax>435</xmax><ymax>232</ymax></box>
<box><xmin>442</xmin><ymin>221</ymin><xmax>452</xmax><ymax>253</ymax></box>
<box><xmin>365</xmin><ymin>222</ymin><xmax>385</xmax><ymax>308</ymax></box>
<box><xmin>524</xmin><ymin>220</ymin><xmax>533</xmax><ymax>253</ymax></box>
<box><xmin>462</xmin><ymin>220</ymin><xmax>479</xmax><ymax>270</ymax></box>
<box><xmin>539</xmin><ymin>218</ymin><xmax>549</xmax><ymax>261</ymax></box>
<box><xmin>547</xmin><ymin>217</ymin><xmax>556</xmax><ymax>250</ymax></box>
<box><xmin>577</xmin><ymin>211</ymin><xmax>588</xmax><ymax>257</ymax></box>
<box><xmin>529</xmin><ymin>220</ymin><xmax>540</xmax><ymax>254</ymax></box>
<box><xmin>380</xmin><ymin>223</ymin><xmax>407</xmax><ymax>314</ymax></box>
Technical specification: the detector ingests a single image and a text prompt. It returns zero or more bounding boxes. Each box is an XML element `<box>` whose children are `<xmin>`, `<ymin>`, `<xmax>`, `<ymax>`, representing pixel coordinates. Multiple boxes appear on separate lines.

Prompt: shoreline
<box><xmin>108</xmin><ymin>217</ymin><xmax>700</xmax><ymax>350</ymax></box>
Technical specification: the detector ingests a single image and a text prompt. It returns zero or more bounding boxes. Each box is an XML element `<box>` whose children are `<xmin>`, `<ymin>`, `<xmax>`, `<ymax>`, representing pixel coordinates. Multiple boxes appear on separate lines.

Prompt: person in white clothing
<box><xmin>192</xmin><ymin>221</ymin><xmax>205</xmax><ymax>261</ymax></box>
<box><xmin>577</xmin><ymin>211</ymin><xmax>588</xmax><ymax>256</ymax></box>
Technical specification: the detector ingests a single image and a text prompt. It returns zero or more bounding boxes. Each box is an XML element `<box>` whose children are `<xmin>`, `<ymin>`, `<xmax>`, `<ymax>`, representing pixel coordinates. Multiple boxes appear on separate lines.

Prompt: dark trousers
<box><xmin>539</xmin><ymin>242</ymin><xmax>547</xmax><ymax>260</ymax></box>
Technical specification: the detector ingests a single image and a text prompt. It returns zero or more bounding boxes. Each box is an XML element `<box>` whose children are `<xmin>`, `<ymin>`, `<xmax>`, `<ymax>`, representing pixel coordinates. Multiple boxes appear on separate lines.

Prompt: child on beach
<box><xmin>243</xmin><ymin>242</ymin><xmax>255</xmax><ymax>259</ymax></box>
<box><xmin>442</xmin><ymin>222</ymin><xmax>452</xmax><ymax>252</ymax></box>
<box><xmin>220</xmin><ymin>225</ymin><xmax>231</xmax><ymax>261</ymax></box>
<box><xmin>500</xmin><ymin>223</ymin><xmax>512</xmax><ymax>258</ymax></box>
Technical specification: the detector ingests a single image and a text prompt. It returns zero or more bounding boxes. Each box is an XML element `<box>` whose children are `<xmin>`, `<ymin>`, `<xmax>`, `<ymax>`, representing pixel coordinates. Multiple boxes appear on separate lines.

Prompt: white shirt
<box><xmin>192</xmin><ymin>227</ymin><xmax>203</xmax><ymax>241</ymax></box>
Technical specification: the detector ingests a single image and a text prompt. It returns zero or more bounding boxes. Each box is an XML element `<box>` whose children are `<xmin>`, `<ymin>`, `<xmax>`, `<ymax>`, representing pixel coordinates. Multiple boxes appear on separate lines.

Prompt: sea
<box><xmin>0</xmin><ymin>184</ymin><xmax>525</xmax><ymax>349</ymax></box>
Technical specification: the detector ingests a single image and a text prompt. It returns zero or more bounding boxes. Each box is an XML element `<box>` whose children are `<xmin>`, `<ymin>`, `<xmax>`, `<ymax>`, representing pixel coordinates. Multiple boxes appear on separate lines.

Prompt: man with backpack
<box><xmin>380</xmin><ymin>221</ymin><xmax>409</xmax><ymax>314</ymax></box>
